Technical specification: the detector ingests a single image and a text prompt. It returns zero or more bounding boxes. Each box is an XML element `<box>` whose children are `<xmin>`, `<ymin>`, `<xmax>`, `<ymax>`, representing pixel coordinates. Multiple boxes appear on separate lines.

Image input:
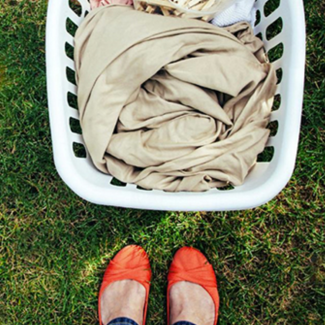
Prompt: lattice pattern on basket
<box><xmin>64</xmin><ymin>0</ymin><xmax>284</xmax><ymax>190</ymax></box>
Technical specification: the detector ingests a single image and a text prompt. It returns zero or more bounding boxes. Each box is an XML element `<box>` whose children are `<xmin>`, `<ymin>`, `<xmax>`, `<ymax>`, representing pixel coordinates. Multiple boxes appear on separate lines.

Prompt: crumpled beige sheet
<box><xmin>74</xmin><ymin>5</ymin><xmax>277</xmax><ymax>192</ymax></box>
<box><xmin>89</xmin><ymin>0</ymin><xmax>133</xmax><ymax>10</ymax></box>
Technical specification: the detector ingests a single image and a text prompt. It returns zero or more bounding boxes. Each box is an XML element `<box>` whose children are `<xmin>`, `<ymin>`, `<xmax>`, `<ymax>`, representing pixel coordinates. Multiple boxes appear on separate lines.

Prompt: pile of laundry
<box><xmin>74</xmin><ymin>0</ymin><xmax>276</xmax><ymax>192</ymax></box>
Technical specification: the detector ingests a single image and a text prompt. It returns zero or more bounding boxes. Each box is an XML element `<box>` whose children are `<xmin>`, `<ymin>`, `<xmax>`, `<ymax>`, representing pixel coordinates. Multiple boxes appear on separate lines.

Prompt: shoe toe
<box><xmin>172</xmin><ymin>247</ymin><xmax>209</xmax><ymax>270</ymax></box>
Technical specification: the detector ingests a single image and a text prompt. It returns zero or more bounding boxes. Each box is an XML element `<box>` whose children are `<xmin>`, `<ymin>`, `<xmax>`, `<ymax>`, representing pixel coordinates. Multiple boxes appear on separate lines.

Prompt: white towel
<box><xmin>211</xmin><ymin>0</ymin><xmax>256</xmax><ymax>27</ymax></box>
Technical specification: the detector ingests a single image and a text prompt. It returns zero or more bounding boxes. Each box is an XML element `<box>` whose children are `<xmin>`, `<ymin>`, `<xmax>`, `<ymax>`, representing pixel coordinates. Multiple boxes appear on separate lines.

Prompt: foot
<box><xmin>170</xmin><ymin>281</ymin><xmax>215</xmax><ymax>325</ymax></box>
<box><xmin>100</xmin><ymin>279</ymin><xmax>146</xmax><ymax>325</ymax></box>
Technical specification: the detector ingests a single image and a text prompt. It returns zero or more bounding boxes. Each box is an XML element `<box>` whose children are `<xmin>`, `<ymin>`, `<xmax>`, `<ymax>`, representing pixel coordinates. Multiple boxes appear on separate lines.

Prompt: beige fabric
<box><xmin>74</xmin><ymin>5</ymin><xmax>277</xmax><ymax>192</ymax></box>
<box><xmin>90</xmin><ymin>0</ymin><xmax>133</xmax><ymax>10</ymax></box>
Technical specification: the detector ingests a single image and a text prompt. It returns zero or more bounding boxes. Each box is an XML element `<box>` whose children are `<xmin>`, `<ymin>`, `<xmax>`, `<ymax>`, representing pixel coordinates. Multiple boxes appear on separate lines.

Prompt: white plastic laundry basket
<box><xmin>46</xmin><ymin>0</ymin><xmax>306</xmax><ymax>211</ymax></box>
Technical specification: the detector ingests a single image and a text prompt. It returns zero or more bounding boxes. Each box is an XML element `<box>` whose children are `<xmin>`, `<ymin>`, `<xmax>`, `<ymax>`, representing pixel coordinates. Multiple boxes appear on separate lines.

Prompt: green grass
<box><xmin>0</xmin><ymin>0</ymin><xmax>324</xmax><ymax>324</ymax></box>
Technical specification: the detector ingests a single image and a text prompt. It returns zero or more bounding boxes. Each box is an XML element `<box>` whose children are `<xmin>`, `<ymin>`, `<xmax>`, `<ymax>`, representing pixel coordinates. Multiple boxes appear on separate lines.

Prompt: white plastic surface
<box><xmin>46</xmin><ymin>0</ymin><xmax>306</xmax><ymax>211</ymax></box>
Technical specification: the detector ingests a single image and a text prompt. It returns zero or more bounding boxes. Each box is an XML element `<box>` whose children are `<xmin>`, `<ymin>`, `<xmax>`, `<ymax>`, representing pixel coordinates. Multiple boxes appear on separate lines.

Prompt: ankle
<box><xmin>100</xmin><ymin>280</ymin><xmax>145</xmax><ymax>325</ymax></box>
<box><xmin>169</xmin><ymin>282</ymin><xmax>215</xmax><ymax>325</ymax></box>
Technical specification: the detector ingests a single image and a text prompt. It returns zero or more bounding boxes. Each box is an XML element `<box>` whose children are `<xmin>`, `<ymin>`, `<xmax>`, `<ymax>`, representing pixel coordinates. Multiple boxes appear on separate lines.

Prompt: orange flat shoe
<box><xmin>167</xmin><ymin>247</ymin><xmax>219</xmax><ymax>325</ymax></box>
<box><xmin>98</xmin><ymin>245</ymin><xmax>152</xmax><ymax>325</ymax></box>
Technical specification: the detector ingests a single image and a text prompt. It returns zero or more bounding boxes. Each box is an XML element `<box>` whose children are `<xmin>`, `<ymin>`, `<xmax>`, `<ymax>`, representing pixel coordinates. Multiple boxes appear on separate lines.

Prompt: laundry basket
<box><xmin>46</xmin><ymin>0</ymin><xmax>306</xmax><ymax>211</ymax></box>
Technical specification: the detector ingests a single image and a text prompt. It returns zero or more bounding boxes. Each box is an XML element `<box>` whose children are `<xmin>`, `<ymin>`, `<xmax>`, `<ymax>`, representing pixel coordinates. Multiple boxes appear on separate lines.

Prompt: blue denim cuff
<box><xmin>107</xmin><ymin>317</ymin><xmax>139</xmax><ymax>325</ymax></box>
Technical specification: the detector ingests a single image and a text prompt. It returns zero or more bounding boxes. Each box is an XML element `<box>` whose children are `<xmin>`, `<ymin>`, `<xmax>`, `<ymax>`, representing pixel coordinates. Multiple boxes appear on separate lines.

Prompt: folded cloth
<box><xmin>90</xmin><ymin>0</ymin><xmax>133</xmax><ymax>10</ymax></box>
<box><xmin>74</xmin><ymin>6</ymin><xmax>276</xmax><ymax>192</ymax></box>
<box><xmin>211</xmin><ymin>0</ymin><xmax>256</xmax><ymax>27</ymax></box>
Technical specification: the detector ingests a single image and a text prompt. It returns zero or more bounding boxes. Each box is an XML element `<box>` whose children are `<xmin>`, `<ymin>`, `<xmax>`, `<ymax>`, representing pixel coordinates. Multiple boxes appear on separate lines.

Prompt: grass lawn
<box><xmin>0</xmin><ymin>0</ymin><xmax>324</xmax><ymax>324</ymax></box>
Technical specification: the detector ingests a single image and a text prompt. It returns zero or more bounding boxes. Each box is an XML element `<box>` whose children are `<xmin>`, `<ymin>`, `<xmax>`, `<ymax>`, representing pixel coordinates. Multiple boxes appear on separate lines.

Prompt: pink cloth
<box><xmin>90</xmin><ymin>0</ymin><xmax>133</xmax><ymax>9</ymax></box>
